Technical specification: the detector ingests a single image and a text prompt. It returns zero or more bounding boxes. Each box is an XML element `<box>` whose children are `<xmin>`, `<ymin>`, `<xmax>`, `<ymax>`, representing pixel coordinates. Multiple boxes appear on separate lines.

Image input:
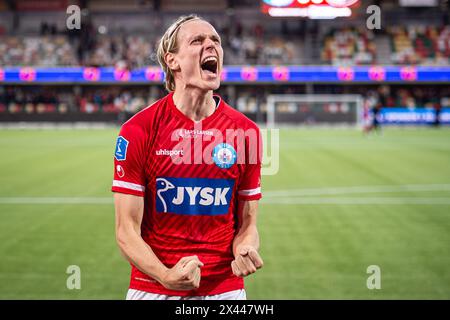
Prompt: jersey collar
<box><xmin>167</xmin><ymin>91</ymin><xmax>224</xmax><ymax>126</ymax></box>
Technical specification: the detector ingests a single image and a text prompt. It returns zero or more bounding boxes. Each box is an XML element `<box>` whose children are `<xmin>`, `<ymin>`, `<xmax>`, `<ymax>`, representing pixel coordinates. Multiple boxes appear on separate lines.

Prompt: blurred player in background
<box><xmin>112</xmin><ymin>14</ymin><xmax>264</xmax><ymax>300</ymax></box>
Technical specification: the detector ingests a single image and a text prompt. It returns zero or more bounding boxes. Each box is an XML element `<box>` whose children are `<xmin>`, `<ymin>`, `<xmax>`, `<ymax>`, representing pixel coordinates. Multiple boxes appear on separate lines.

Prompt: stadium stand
<box><xmin>0</xmin><ymin>0</ymin><xmax>449</xmax><ymax>124</ymax></box>
<box><xmin>0</xmin><ymin>35</ymin><xmax>78</xmax><ymax>66</ymax></box>
<box><xmin>389</xmin><ymin>25</ymin><xmax>450</xmax><ymax>65</ymax></box>
<box><xmin>0</xmin><ymin>30</ymin><xmax>299</xmax><ymax>67</ymax></box>
<box><xmin>84</xmin><ymin>34</ymin><xmax>156</xmax><ymax>68</ymax></box>
<box><xmin>321</xmin><ymin>27</ymin><xmax>377</xmax><ymax>65</ymax></box>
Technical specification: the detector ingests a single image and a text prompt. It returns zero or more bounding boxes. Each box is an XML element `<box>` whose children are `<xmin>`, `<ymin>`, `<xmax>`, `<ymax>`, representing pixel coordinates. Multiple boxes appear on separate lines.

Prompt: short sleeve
<box><xmin>237</xmin><ymin>124</ymin><xmax>262</xmax><ymax>201</ymax></box>
<box><xmin>111</xmin><ymin>123</ymin><xmax>146</xmax><ymax>197</ymax></box>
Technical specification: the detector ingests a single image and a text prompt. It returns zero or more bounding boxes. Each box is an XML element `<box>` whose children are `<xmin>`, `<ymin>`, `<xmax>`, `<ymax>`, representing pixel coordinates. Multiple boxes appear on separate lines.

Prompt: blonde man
<box><xmin>112</xmin><ymin>15</ymin><xmax>263</xmax><ymax>300</ymax></box>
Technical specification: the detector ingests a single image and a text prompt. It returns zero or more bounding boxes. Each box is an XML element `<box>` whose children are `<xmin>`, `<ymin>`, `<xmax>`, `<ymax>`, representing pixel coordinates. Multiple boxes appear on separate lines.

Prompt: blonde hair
<box><xmin>157</xmin><ymin>14</ymin><xmax>204</xmax><ymax>92</ymax></box>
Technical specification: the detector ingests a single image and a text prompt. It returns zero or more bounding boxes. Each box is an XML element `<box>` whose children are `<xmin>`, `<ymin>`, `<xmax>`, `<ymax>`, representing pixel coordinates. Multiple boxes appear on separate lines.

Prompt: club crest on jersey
<box><xmin>155</xmin><ymin>177</ymin><xmax>234</xmax><ymax>215</ymax></box>
<box><xmin>114</xmin><ymin>136</ymin><xmax>128</xmax><ymax>161</ymax></box>
<box><xmin>212</xmin><ymin>143</ymin><xmax>237</xmax><ymax>169</ymax></box>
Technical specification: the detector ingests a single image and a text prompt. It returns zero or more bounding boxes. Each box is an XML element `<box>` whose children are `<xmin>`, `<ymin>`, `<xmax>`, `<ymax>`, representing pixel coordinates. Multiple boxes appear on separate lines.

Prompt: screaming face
<box><xmin>168</xmin><ymin>20</ymin><xmax>224</xmax><ymax>91</ymax></box>
<box><xmin>200</xmin><ymin>55</ymin><xmax>219</xmax><ymax>78</ymax></box>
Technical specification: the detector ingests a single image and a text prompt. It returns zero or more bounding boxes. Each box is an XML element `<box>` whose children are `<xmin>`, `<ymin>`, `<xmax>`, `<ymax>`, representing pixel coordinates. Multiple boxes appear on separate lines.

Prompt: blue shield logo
<box><xmin>114</xmin><ymin>136</ymin><xmax>128</xmax><ymax>161</ymax></box>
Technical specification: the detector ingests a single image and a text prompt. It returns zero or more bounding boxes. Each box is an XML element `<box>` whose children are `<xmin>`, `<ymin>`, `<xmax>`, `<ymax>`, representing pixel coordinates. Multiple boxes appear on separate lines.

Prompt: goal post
<box><xmin>266</xmin><ymin>94</ymin><xmax>364</xmax><ymax>128</ymax></box>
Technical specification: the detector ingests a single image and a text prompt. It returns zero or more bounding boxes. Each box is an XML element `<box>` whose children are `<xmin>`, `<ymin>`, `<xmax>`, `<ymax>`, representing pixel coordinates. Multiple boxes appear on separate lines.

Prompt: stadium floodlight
<box><xmin>267</xmin><ymin>6</ymin><xmax>351</xmax><ymax>18</ymax></box>
<box><xmin>262</xmin><ymin>0</ymin><xmax>357</xmax><ymax>18</ymax></box>
<box><xmin>266</xmin><ymin>94</ymin><xmax>364</xmax><ymax>128</ymax></box>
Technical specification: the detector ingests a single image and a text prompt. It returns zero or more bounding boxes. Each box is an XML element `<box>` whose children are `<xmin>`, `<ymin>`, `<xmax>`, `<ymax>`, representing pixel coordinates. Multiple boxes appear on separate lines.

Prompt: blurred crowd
<box><xmin>321</xmin><ymin>26</ymin><xmax>377</xmax><ymax>65</ymax></box>
<box><xmin>0</xmin><ymin>35</ymin><xmax>78</xmax><ymax>66</ymax></box>
<box><xmin>363</xmin><ymin>85</ymin><xmax>450</xmax><ymax>111</ymax></box>
<box><xmin>1</xmin><ymin>85</ymin><xmax>449</xmax><ymax>115</ymax></box>
<box><xmin>0</xmin><ymin>86</ymin><xmax>163</xmax><ymax>114</ymax></box>
<box><xmin>220</xmin><ymin>22</ymin><xmax>297</xmax><ymax>65</ymax></box>
<box><xmin>84</xmin><ymin>35</ymin><xmax>156</xmax><ymax>68</ymax></box>
<box><xmin>321</xmin><ymin>25</ymin><xmax>450</xmax><ymax>66</ymax></box>
<box><xmin>1</xmin><ymin>20</ymin><xmax>448</xmax><ymax>67</ymax></box>
<box><xmin>0</xmin><ymin>20</ymin><xmax>299</xmax><ymax>67</ymax></box>
<box><xmin>389</xmin><ymin>25</ymin><xmax>450</xmax><ymax>65</ymax></box>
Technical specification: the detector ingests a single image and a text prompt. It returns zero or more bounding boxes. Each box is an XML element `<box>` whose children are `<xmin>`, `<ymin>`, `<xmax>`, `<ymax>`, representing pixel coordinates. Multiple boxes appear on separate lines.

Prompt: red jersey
<box><xmin>111</xmin><ymin>92</ymin><xmax>262</xmax><ymax>296</ymax></box>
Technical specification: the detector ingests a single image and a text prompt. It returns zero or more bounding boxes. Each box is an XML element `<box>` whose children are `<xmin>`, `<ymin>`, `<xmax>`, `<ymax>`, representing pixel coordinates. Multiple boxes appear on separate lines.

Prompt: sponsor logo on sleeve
<box><xmin>114</xmin><ymin>136</ymin><xmax>128</xmax><ymax>161</ymax></box>
<box><xmin>116</xmin><ymin>165</ymin><xmax>125</xmax><ymax>178</ymax></box>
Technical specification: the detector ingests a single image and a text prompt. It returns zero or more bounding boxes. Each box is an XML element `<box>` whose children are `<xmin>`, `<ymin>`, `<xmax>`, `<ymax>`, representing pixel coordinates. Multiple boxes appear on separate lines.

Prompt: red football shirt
<box><xmin>111</xmin><ymin>92</ymin><xmax>262</xmax><ymax>296</ymax></box>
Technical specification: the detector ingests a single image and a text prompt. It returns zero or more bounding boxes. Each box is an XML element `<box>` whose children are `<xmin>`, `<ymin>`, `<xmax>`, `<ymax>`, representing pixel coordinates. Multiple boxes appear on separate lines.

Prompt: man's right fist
<box><xmin>160</xmin><ymin>255</ymin><xmax>203</xmax><ymax>291</ymax></box>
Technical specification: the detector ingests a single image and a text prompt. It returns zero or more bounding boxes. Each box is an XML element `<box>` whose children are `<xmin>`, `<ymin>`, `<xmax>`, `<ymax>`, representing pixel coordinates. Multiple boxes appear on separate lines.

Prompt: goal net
<box><xmin>266</xmin><ymin>94</ymin><xmax>364</xmax><ymax>128</ymax></box>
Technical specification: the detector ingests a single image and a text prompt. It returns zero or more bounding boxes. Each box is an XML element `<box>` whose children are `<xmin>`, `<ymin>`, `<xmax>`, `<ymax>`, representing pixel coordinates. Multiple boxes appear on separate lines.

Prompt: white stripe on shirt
<box><xmin>113</xmin><ymin>180</ymin><xmax>145</xmax><ymax>192</ymax></box>
<box><xmin>238</xmin><ymin>187</ymin><xmax>261</xmax><ymax>196</ymax></box>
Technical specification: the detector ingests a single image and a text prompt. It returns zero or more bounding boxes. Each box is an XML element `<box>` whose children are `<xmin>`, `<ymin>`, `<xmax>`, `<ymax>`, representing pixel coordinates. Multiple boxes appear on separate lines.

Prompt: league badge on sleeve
<box><xmin>212</xmin><ymin>143</ymin><xmax>237</xmax><ymax>169</ymax></box>
<box><xmin>114</xmin><ymin>136</ymin><xmax>129</xmax><ymax>161</ymax></box>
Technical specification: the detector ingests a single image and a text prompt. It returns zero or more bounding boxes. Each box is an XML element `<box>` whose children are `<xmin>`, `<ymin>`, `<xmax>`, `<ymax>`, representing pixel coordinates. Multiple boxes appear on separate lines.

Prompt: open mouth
<box><xmin>200</xmin><ymin>56</ymin><xmax>218</xmax><ymax>76</ymax></box>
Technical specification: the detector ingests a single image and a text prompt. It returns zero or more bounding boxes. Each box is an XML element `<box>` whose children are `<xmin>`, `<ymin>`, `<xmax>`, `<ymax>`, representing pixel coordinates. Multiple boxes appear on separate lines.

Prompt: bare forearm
<box><xmin>233</xmin><ymin>200</ymin><xmax>260</xmax><ymax>256</ymax></box>
<box><xmin>116</xmin><ymin>228</ymin><xmax>168</xmax><ymax>283</ymax></box>
<box><xmin>233</xmin><ymin>224</ymin><xmax>260</xmax><ymax>256</ymax></box>
<box><xmin>231</xmin><ymin>200</ymin><xmax>264</xmax><ymax>277</ymax></box>
<box><xmin>113</xmin><ymin>193</ymin><xmax>204</xmax><ymax>291</ymax></box>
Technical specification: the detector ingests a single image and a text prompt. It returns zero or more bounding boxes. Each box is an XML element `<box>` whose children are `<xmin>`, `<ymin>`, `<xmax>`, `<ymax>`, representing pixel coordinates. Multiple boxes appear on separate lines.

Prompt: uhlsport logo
<box><xmin>212</xmin><ymin>143</ymin><xmax>237</xmax><ymax>169</ymax></box>
<box><xmin>155</xmin><ymin>177</ymin><xmax>234</xmax><ymax>215</ymax></box>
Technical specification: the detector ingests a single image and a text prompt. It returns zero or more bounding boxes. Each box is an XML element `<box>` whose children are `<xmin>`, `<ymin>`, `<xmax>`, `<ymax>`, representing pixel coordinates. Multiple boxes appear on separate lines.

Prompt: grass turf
<box><xmin>0</xmin><ymin>127</ymin><xmax>449</xmax><ymax>299</ymax></box>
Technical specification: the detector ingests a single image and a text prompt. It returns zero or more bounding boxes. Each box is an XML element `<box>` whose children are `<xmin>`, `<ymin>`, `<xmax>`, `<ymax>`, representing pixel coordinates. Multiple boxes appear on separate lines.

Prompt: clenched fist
<box><xmin>160</xmin><ymin>255</ymin><xmax>203</xmax><ymax>291</ymax></box>
<box><xmin>231</xmin><ymin>245</ymin><xmax>263</xmax><ymax>277</ymax></box>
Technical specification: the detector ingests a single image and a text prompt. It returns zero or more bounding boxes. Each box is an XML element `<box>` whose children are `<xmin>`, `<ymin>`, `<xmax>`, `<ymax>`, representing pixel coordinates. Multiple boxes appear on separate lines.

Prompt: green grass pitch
<box><xmin>0</xmin><ymin>127</ymin><xmax>449</xmax><ymax>299</ymax></box>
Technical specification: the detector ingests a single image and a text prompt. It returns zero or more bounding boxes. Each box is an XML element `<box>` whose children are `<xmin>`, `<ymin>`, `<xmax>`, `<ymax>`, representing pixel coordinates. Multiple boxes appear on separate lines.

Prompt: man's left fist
<box><xmin>231</xmin><ymin>245</ymin><xmax>264</xmax><ymax>277</ymax></box>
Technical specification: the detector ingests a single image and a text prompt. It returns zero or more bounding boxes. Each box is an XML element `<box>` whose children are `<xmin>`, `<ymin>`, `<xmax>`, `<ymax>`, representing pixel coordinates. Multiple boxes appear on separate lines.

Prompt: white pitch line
<box><xmin>1</xmin><ymin>184</ymin><xmax>450</xmax><ymax>205</ymax></box>
<box><xmin>263</xmin><ymin>184</ymin><xmax>450</xmax><ymax>197</ymax></box>
<box><xmin>0</xmin><ymin>197</ymin><xmax>450</xmax><ymax>205</ymax></box>
<box><xmin>260</xmin><ymin>197</ymin><xmax>450</xmax><ymax>205</ymax></box>
<box><xmin>0</xmin><ymin>197</ymin><xmax>113</xmax><ymax>204</ymax></box>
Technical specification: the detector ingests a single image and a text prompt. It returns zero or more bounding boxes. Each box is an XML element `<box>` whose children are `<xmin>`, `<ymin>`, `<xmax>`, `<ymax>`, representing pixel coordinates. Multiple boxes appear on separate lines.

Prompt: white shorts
<box><xmin>126</xmin><ymin>288</ymin><xmax>246</xmax><ymax>300</ymax></box>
